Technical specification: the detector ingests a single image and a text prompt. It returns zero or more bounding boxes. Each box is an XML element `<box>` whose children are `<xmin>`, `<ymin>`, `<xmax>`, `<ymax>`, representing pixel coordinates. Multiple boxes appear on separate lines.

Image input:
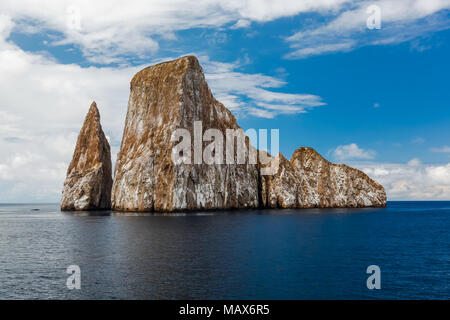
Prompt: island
<box><xmin>61</xmin><ymin>56</ymin><xmax>386</xmax><ymax>212</ymax></box>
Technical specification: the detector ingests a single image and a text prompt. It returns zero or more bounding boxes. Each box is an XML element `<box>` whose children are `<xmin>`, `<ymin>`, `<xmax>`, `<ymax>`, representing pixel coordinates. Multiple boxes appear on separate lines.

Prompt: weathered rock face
<box><xmin>291</xmin><ymin>147</ymin><xmax>386</xmax><ymax>207</ymax></box>
<box><xmin>111</xmin><ymin>55</ymin><xmax>386</xmax><ymax>212</ymax></box>
<box><xmin>261</xmin><ymin>148</ymin><xmax>386</xmax><ymax>208</ymax></box>
<box><xmin>260</xmin><ymin>152</ymin><xmax>302</xmax><ymax>208</ymax></box>
<box><xmin>61</xmin><ymin>102</ymin><xmax>113</xmax><ymax>210</ymax></box>
<box><xmin>112</xmin><ymin>56</ymin><xmax>259</xmax><ymax>211</ymax></box>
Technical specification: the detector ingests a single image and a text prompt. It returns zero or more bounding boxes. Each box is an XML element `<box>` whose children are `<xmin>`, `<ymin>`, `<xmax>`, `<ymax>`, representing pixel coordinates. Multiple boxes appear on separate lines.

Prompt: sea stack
<box><xmin>112</xmin><ymin>56</ymin><xmax>259</xmax><ymax>211</ymax></box>
<box><xmin>61</xmin><ymin>56</ymin><xmax>386</xmax><ymax>212</ymax></box>
<box><xmin>111</xmin><ymin>56</ymin><xmax>385</xmax><ymax>211</ymax></box>
<box><xmin>61</xmin><ymin>102</ymin><xmax>113</xmax><ymax>210</ymax></box>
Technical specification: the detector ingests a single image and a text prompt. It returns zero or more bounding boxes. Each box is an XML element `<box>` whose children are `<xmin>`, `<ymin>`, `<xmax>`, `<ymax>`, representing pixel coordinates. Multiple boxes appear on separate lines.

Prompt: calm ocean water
<box><xmin>0</xmin><ymin>202</ymin><xmax>448</xmax><ymax>300</ymax></box>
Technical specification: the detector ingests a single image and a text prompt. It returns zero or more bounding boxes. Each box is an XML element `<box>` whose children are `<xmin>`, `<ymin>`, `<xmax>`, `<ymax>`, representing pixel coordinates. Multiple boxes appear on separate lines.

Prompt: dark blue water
<box><xmin>0</xmin><ymin>202</ymin><xmax>448</xmax><ymax>299</ymax></box>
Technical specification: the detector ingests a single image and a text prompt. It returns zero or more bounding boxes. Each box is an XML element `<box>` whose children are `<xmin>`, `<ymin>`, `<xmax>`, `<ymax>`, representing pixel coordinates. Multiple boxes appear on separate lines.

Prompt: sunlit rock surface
<box><xmin>107</xmin><ymin>55</ymin><xmax>385</xmax><ymax>212</ymax></box>
<box><xmin>261</xmin><ymin>148</ymin><xmax>386</xmax><ymax>208</ymax></box>
<box><xmin>61</xmin><ymin>102</ymin><xmax>113</xmax><ymax>210</ymax></box>
<box><xmin>292</xmin><ymin>147</ymin><xmax>386</xmax><ymax>207</ymax></box>
<box><xmin>111</xmin><ymin>56</ymin><xmax>259</xmax><ymax>211</ymax></box>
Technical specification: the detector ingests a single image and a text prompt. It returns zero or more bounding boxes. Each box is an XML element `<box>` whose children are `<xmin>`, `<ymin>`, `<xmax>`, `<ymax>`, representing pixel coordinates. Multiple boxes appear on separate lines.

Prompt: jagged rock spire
<box><xmin>61</xmin><ymin>101</ymin><xmax>112</xmax><ymax>210</ymax></box>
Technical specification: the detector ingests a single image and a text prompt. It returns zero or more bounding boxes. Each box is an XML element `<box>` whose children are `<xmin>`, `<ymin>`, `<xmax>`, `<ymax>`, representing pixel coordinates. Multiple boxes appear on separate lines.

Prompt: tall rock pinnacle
<box><xmin>61</xmin><ymin>102</ymin><xmax>113</xmax><ymax>210</ymax></box>
<box><xmin>112</xmin><ymin>56</ymin><xmax>259</xmax><ymax>211</ymax></box>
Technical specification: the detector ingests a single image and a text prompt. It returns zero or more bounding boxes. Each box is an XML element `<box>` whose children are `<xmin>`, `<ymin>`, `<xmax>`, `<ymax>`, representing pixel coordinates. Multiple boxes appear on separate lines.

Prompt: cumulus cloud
<box><xmin>333</xmin><ymin>143</ymin><xmax>376</xmax><ymax>160</ymax></box>
<box><xmin>354</xmin><ymin>160</ymin><xmax>450</xmax><ymax>200</ymax></box>
<box><xmin>2</xmin><ymin>1</ymin><xmax>449</xmax><ymax>63</ymax></box>
<box><xmin>285</xmin><ymin>0</ymin><xmax>450</xmax><ymax>59</ymax></box>
<box><xmin>0</xmin><ymin>0</ymin><xmax>350</xmax><ymax>64</ymax></box>
<box><xmin>0</xmin><ymin>18</ymin><xmax>141</xmax><ymax>202</ymax></box>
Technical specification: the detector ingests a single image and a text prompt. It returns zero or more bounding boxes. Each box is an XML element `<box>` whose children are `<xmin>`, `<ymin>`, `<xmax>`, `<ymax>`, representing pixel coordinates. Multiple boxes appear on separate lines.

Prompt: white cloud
<box><xmin>286</xmin><ymin>41</ymin><xmax>356</xmax><ymax>59</ymax></box>
<box><xmin>354</xmin><ymin>160</ymin><xmax>450</xmax><ymax>200</ymax></box>
<box><xmin>247</xmin><ymin>107</ymin><xmax>276</xmax><ymax>119</ymax></box>
<box><xmin>230</xmin><ymin>19</ymin><xmax>251</xmax><ymax>29</ymax></box>
<box><xmin>0</xmin><ymin>0</ymin><xmax>350</xmax><ymax>64</ymax></box>
<box><xmin>285</xmin><ymin>0</ymin><xmax>450</xmax><ymax>59</ymax></box>
<box><xmin>2</xmin><ymin>1</ymin><xmax>448</xmax><ymax>63</ymax></box>
<box><xmin>220</xmin><ymin>0</ymin><xmax>349</xmax><ymax>21</ymax></box>
<box><xmin>0</xmin><ymin>14</ymin><xmax>13</xmax><ymax>37</ymax></box>
<box><xmin>408</xmin><ymin>158</ymin><xmax>421</xmax><ymax>166</ymax></box>
<box><xmin>431</xmin><ymin>146</ymin><xmax>450</xmax><ymax>153</ymax></box>
<box><xmin>202</xmin><ymin>56</ymin><xmax>325</xmax><ymax>118</ymax></box>
<box><xmin>0</xmin><ymin>19</ymin><xmax>140</xmax><ymax>202</ymax></box>
<box><xmin>333</xmin><ymin>143</ymin><xmax>376</xmax><ymax>160</ymax></box>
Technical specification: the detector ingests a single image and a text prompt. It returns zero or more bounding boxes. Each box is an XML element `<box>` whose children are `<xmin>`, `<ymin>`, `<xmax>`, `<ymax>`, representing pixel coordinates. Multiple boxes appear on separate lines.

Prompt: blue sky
<box><xmin>0</xmin><ymin>0</ymin><xmax>449</xmax><ymax>202</ymax></box>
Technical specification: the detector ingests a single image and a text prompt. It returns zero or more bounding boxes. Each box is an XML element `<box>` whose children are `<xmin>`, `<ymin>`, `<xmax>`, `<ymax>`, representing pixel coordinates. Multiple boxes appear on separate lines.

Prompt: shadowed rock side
<box><xmin>112</xmin><ymin>56</ymin><xmax>259</xmax><ymax>211</ymax></box>
<box><xmin>61</xmin><ymin>102</ymin><xmax>113</xmax><ymax>210</ymax></box>
<box><xmin>260</xmin><ymin>148</ymin><xmax>386</xmax><ymax>208</ymax></box>
<box><xmin>260</xmin><ymin>152</ymin><xmax>302</xmax><ymax>208</ymax></box>
<box><xmin>111</xmin><ymin>55</ymin><xmax>386</xmax><ymax>212</ymax></box>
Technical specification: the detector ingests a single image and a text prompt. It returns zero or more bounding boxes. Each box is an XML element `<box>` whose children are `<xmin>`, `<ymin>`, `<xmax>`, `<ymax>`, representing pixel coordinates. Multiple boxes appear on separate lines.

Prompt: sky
<box><xmin>0</xmin><ymin>0</ymin><xmax>449</xmax><ymax>202</ymax></box>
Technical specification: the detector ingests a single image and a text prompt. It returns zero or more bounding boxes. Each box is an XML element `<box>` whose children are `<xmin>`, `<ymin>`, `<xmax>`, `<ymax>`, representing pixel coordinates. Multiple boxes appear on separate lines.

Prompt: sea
<box><xmin>0</xmin><ymin>201</ymin><xmax>448</xmax><ymax>299</ymax></box>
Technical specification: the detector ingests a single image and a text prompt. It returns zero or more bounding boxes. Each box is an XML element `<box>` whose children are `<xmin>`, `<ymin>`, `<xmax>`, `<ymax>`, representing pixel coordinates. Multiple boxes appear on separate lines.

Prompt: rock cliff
<box><xmin>292</xmin><ymin>147</ymin><xmax>386</xmax><ymax>207</ymax></box>
<box><xmin>111</xmin><ymin>56</ymin><xmax>260</xmax><ymax>211</ymax></box>
<box><xmin>63</xmin><ymin>56</ymin><xmax>386</xmax><ymax>212</ymax></box>
<box><xmin>260</xmin><ymin>148</ymin><xmax>386</xmax><ymax>208</ymax></box>
<box><xmin>111</xmin><ymin>56</ymin><xmax>385</xmax><ymax>211</ymax></box>
<box><xmin>61</xmin><ymin>102</ymin><xmax>113</xmax><ymax>210</ymax></box>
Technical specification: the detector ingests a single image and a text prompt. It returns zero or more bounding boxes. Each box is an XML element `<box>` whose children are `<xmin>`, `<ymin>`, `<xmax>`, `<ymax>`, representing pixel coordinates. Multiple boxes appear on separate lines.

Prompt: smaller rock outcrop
<box><xmin>291</xmin><ymin>147</ymin><xmax>386</xmax><ymax>207</ymax></box>
<box><xmin>260</xmin><ymin>147</ymin><xmax>386</xmax><ymax>208</ymax></box>
<box><xmin>61</xmin><ymin>102</ymin><xmax>113</xmax><ymax>211</ymax></box>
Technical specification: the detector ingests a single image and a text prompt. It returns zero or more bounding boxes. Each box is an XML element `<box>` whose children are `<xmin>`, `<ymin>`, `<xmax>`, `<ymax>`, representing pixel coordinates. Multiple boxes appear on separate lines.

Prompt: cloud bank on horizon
<box><xmin>0</xmin><ymin>0</ymin><xmax>449</xmax><ymax>202</ymax></box>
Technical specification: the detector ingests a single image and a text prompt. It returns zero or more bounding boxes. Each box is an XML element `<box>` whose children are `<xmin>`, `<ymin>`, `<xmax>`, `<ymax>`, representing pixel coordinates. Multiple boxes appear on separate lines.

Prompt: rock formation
<box><xmin>292</xmin><ymin>147</ymin><xmax>386</xmax><ymax>207</ymax></box>
<box><xmin>60</xmin><ymin>56</ymin><xmax>385</xmax><ymax>212</ymax></box>
<box><xmin>61</xmin><ymin>102</ymin><xmax>113</xmax><ymax>210</ymax></box>
<box><xmin>112</xmin><ymin>56</ymin><xmax>259</xmax><ymax>211</ymax></box>
<box><xmin>110</xmin><ymin>56</ymin><xmax>386</xmax><ymax>211</ymax></box>
<box><xmin>260</xmin><ymin>148</ymin><xmax>386</xmax><ymax>208</ymax></box>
